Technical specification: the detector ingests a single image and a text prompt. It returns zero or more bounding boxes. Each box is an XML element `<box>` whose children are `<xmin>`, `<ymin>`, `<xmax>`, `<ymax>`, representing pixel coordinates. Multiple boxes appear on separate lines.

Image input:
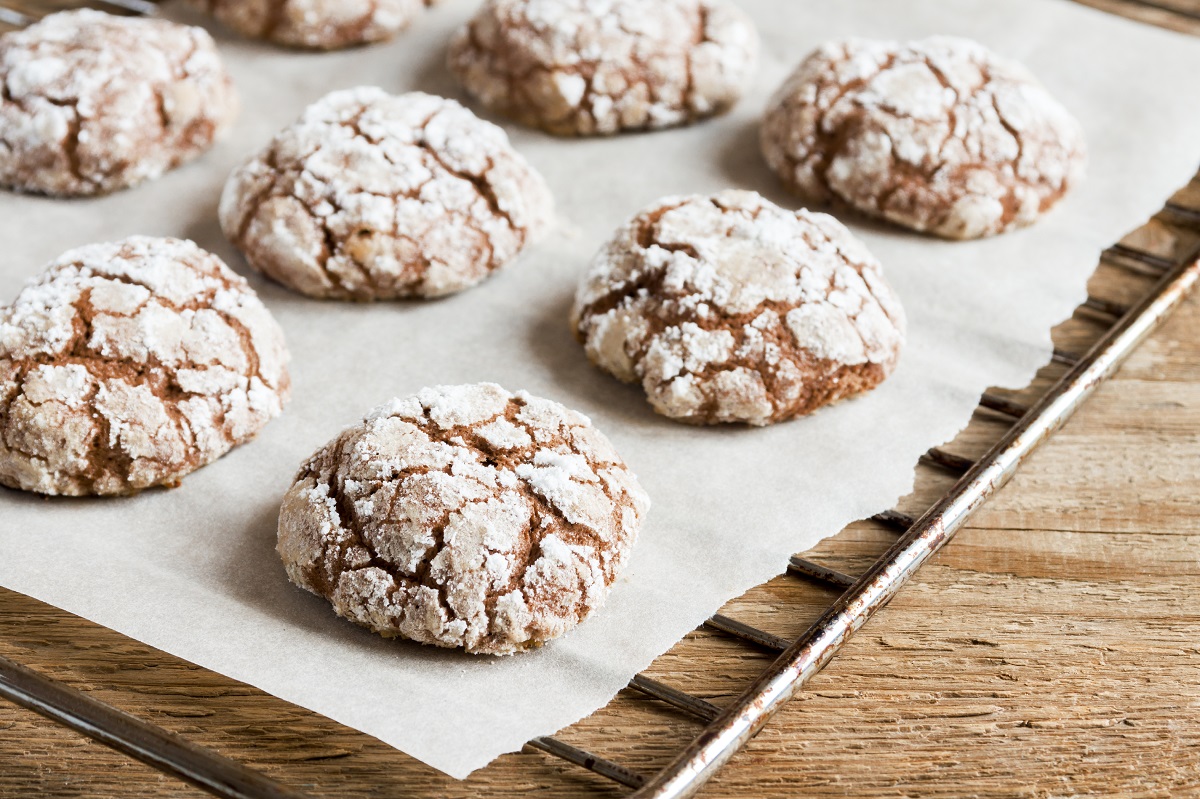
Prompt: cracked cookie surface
<box><xmin>277</xmin><ymin>383</ymin><xmax>650</xmax><ymax>655</ymax></box>
<box><xmin>0</xmin><ymin>236</ymin><xmax>291</xmax><ymax>496</ymax></box>
<box><xmin>190</xmin><ymin>0</ymin><xmax>443</xmax><ymax>51</ymax></box>
<box><xmin>447</xmin><ymin>0</ymin><xmax>759</xmax><ymax>136</ymax></box>
<box><xmin>571</xmin><ymin>190</ymin><xmax>906</xmax><ymax>426</ymax></box>
<box><xmin>219</xmin><ymin>88</ymin><xmax>555</xmax><ymax>300</ymax></box>
<box><xmin>0</xmin><ymin>10</ymin><xmax>237</xmax><ymax>197</ymax></box>
<box><xmin>761</xmin><ymin>36</ymin><xmax>1087</xmax><ymax>240</ymax></box>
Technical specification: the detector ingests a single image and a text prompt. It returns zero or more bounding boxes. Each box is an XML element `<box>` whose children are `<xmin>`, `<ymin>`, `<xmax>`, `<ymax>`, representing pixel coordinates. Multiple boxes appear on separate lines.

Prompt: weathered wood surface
<box><xmin>3</xmin><ymin>2</ymin><xmax>1200</xmax><ymax>797</ymax></box>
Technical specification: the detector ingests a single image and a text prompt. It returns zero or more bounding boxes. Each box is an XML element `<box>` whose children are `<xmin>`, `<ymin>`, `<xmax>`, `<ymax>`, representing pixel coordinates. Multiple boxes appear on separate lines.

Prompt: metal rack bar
<box><xmin>525</xmin><ymin>737</ymin><xmax>647</xmax><ymax>789</ymax></box>
<box><xmin>0</xmin><ymin>655</ymin><xmax>311</xmax><ymax>799</ymax></box>
<box><xmin>628</xmin><ymin>254</ymin><xmax>1200</xmax><ymax>799</ymax></box>
<box><xmin>703</xmin><ymin>615</ymin><xmax>790</xmax><ymax>652</ymax></box>
<box><xmin>920</xmin><ymin>448</ymin><xmax>976</xmax><ymax>474</ymax></box>
<box><xmin>787</xmin><ymin>557</ymin><xmax>857</xmax><ymax>588</ymax></box>
<box><xmin>627</xmin><ymin>675</ymin><xmax>720</xmax><ymax>723</ymax></box>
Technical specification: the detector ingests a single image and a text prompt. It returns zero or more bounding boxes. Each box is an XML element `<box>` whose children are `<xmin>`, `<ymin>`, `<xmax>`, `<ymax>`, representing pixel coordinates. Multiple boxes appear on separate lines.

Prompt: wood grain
<box><xmin>2</xmin><ymin>2</ymin><xmax>1200</xmax><ymax>797</ymax></box>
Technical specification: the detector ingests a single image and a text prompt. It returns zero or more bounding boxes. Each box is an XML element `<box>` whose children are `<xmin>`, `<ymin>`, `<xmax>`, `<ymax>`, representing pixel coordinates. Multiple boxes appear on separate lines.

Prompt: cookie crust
<box><xmin>277</xmin><ymin>384</ymin><xmax>650</xmax><ymax>655</ymax></box>
<box><xmin>0</xmin><ymin>237</ymin><xmax>290</xmax><ymax>496</ymax></box>
<box><xmin>447</xmin><ymin>0</ymin><xmax>759</xmax><ymax>136</ymax></box>
<box><xmin>219</xmin><ymin>88</ymin><xmax>555</xmax><ymax>301</ymax></box>
<box><xmin>190</xmin><ymin>0</ymin><xmax>443</xmax><ymax>50</ymax></box>
<box><xmin>0</xmin><ymin>10</ymin><xmax>237</xmax><ymax>197</ymax></box>
<box><xmin>761</xmin><ymin>36</ymin><xmax>1087</xmax><ymax>240</ymax></box>
<box><xmin>571</xmin><ymin>190</ymin><xmax>906</xmax><ymax>426</ymax></box>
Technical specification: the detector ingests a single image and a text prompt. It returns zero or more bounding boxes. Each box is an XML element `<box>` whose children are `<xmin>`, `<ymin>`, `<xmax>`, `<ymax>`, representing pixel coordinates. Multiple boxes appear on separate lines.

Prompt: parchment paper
<box><xmin>1</xmin><ymin>0</ymin><xmax>1198</xmax><ymax>779</ymax></box>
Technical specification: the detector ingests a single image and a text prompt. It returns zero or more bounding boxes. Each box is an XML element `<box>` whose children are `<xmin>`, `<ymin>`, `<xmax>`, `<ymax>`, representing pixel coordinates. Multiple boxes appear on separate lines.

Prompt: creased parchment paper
<box><xmin>1</xmin><ymin>0</ymin><xmax>1199</xmax><ymax>779</ymax></box>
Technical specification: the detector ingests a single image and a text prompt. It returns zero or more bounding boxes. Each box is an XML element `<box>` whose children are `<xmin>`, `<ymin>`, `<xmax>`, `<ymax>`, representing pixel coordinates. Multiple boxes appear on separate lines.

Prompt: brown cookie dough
<box><xmin>447</xmin><ymin>0</ymin><xmax>759</xmax><ymax>136</ymax></box>
<box><xmin>571</xmin><ymin>190</ymin><xmax>906</xmax><ymax>426</ymax></box>
<box><xmin>277</xmin><ymin>383</ymin><xmax>650</xmax><ymax>655</ymax></box>
<box><xmin>0</xmin><ymin>237</ymin><xmax>291</xmax><ymax>496</ymax></box>
<box><xmin>760</xmin><ymin>36</ymin><xmax>1087</xmax><ymax>240</ymax></box>
<box><xmin>189</xmin><ymin>0</ymin><xmax>443</xmax><ymax>51</ymax></box>
<box><xmin>0</xmin><ymin>10</ymin><xmax>237</xmax><ymax>197</ymax></box>
<box><xmin>219</xmin><ymin>88</ymin><xmax>555</xmax><ymax>300</ymax></box>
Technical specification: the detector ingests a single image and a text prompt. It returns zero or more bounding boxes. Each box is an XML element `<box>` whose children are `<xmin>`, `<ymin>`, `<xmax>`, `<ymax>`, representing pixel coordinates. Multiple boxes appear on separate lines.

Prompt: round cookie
<box><xmin>277</xmin><ymin>383</ymin><xmax>650</xmax><ymax>655</ymax></box>
<box><xmin>447</xmin><ymin>0</ymin><xmax>759</xmax><ymax>136</ymax></box>
<box><xmin>760</xmin><ymin>36</ymin><xmax>1087</xmax><ymax>240</ymax></box>
<box><xmin>0</xmin><ymin>237</ymin><xmax>290</xmax><ymax>496</ymax></box>
<box><xmin>571</xmin><ymin>190</ymin><xmax>906</xmax><ymax>426</ymax></box>
<box><xmin>0</xmin><ymin>10</ymin><xmax>237</xmax><ymax>197</ymax></box>
<box><xmin>219</xmin><ymin>88</ymin><xmax>555</xmax><ymax>300</ymax></box>
<box><xmin>190</xmin><ymin>0</ymin><xmax>443</xmax><ymax>51</ymax></box>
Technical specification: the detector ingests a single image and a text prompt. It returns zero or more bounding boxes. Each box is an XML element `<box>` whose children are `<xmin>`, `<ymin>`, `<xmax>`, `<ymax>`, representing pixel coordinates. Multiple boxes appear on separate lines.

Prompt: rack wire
<box><xmin>1</xmin><ymin>2</ymin><xmax>1199</xmax><ymax>797</ymax></box>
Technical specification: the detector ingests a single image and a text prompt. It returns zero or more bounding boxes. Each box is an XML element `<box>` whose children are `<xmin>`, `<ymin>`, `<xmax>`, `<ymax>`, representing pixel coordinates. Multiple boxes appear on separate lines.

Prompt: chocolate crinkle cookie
<box><xmin>189</xmin><ymin>0</ymin><xmax>444</xmax><ymax>51</ymax></box>
<box><xmin>0</xmin><ymin>10</ymin><xmax>237</xmax><ymax>197</ymax></box>
<box><xmin>219</xmin><ymin>88</ymin><xmax>555</xmax><ymax>300</ymax></box>
<box><xmin>0</xmin><ymin>237</ymin><xmax>290</xmax><ymax>497</ymax></box>
<box><xmin>571</xmin><ymin>190</ymin><xmax>906</xmax><ymax>426</ymax></box>
<box><xmin>277</xmin><ymin>383</ymin><xmax>650</xmax><ymax>655</ymax></box>
<box><xmin>761</xmin><ymin>36</ymin><xmax>1087</xmax><ymax>240</ymax></box>
<box><xmin>447</xmin><ymin>0</ymin><xmax>759</xmax><ymax>136</ymax></box>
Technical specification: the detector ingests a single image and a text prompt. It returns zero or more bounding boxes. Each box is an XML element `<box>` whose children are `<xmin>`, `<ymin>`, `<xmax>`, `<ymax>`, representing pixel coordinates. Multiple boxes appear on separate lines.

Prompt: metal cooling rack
<box><xmin>2</xmin><ymin>2</ymin><xmax>1200</xmax><ymax>798</ymax></box>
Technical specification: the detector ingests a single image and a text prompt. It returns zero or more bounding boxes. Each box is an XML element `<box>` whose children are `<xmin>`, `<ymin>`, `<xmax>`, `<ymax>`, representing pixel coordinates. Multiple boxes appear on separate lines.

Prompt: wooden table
<box><xmin>3</xmin><ymin>2</ymin><xmax>1200</xmax><ymax>796</ymax></box>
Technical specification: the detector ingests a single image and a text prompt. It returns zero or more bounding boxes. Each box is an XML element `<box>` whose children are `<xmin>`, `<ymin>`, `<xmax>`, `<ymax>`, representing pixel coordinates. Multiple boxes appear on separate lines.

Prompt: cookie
<box><xmin>0</xmin><ymin>237</ymin><xmax>290</xmax><ymax>496</ymax></box>
<box><xmin>0</xmin><ymin>10</ymin><xmax>237</xmax><ymax>197</ymax></box>
<box><xmin>277</xmin><ymin>383</ymin><xmax>650</xmax><ymax>655</ymax></box>
<box><xmin>761</xmin><ymin>36</ymin><xmax>1087</xmax><ymax>240</ymax></box>
<box><xmin>219</xmin><ymin>88</ymin><xmax>555</xmax><ymax>300</ymax></box>
<box><xmin>190</xmin><ymin>0</ymin><xmax>443</xmax><ymax>51</ymax></box>
<box><xmin>447</xmin><ymin>0</ymin><xmax>759</xmax><ymax>136</ymax></box>
<box><xmin>571</xmin><ymin>190</ymin><xmax>906</xmax><ymax>426</ymax></box>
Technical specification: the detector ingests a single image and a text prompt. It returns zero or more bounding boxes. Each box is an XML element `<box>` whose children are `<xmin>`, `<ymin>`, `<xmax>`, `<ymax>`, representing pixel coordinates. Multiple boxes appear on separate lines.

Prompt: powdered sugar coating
<box><xmin>0</xmin><ymin>237</ymin><xmax>290</xmax><ymax>496</ymax></box>
<box><xmin>220</xmin><ymin>88</ymin><xmax>555</xmax><ymax>300</ymax></box>
<box><xmin>0</xmin><ymin>10</ymin><xmax>237</xmax><ymax>197</ymax></box>
<box><xmin>191</xmin><ymin>0</ymin><xmax>443</xmax><ymax>51</ymax></box>
<box><xmin>760</xmin><ymin>36</ymin><xmax>1087</xmax><ymax>240</ymax></box>
<box><xmin>571</xmin><ymin>190</ymin><xmax>906</xmax><ymax>426</ymax></box>
<box><xmin>447</xmin><ymin>0</ymin><xmax>759</xmax><ymax>136</ymax></box>
<box><xmin>277</xmin><ymin>383</ymin><xmax>649</xmax><ymax>655</ymax></box>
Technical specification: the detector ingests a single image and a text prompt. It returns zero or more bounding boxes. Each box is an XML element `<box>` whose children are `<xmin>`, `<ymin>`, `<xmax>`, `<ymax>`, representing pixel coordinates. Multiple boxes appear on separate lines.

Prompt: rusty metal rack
<box><xmin>3</xmin><ymin>2</ymin><xmax>1200</xmax><ymax>798</ymax></box>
